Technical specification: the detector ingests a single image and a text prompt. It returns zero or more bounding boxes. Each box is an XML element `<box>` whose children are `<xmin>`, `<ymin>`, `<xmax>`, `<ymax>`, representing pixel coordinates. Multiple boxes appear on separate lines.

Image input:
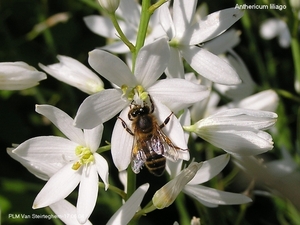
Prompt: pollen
<box><xmin>121</xmin><ymin>84</ymin><xmax>148</xmax><ymax>101</ymax></box>
<box><xmin>72</xmin><ymin>146</ymin><xmax>94</xmax><ymax>170</ymax></box>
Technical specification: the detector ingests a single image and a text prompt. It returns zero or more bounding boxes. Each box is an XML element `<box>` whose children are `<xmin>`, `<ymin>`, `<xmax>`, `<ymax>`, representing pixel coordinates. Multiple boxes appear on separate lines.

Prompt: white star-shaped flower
<box><xmin>159</xmin><ymin>0</ymin><xmax>243</xmax><ymax>84</ymax></box>
<box><xmin>74</xmin><ymin>38</ymin><xmax>208</xmax><ymax>171</ymax></box>
<box><xmin>7</xmin><ymin>105</ymin><xmax>109</xmax><ymax>224</ymax></box>
<box><xmin>74</xmin><ymin>38</ymin><xmax>208</xmax><ymax>128</ymax></box>
<box><xmin>0</xmin><ymin>61</ymin><xmax>46</xmax><ymax>90</ymax></box>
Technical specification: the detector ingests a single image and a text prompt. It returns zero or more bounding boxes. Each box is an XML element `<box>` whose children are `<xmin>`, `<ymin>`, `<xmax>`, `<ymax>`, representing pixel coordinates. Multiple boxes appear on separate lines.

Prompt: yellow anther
<box><xmin>72</xmin><ymin>146</ymin><xmax>94</xmax><ymax>170</ymax></box>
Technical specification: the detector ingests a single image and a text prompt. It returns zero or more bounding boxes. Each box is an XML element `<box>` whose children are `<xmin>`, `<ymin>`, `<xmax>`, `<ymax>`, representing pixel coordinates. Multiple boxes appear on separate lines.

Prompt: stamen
<box><xmin>72</xmin><ymin>146</ymin><xmax>94</xmax><ymax>170</ymax></box>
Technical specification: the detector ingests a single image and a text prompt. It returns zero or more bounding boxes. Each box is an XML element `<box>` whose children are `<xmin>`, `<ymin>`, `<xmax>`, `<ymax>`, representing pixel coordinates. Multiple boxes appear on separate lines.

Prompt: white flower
<box><xmin>8</xmin><ymin>105</ymin><xmax>109</xmax><ymax>224</ymax></box>
<box><xmin>0</xmin><ymin>61</ymin><xmax>46</xmax><ymax>90</ymax></box>
<box><xmin>84</xmin><ymin>0</ymin><xmax>164</xmax><ymax>53</ymax></box>
<box><xmin>74</xmin><ymin>38</ymin><xmax>208</xmax><ymax>128</ymax></box>
<box><xmin>260</xmin><ymin>18</ymin><xmax>291</xmax><ymax>48</ymax></box>
<box><xmin>98</xmin><ymin>0</ymin><xmax>120</xmax><ymax>13</ymax></box>
<box><xmin>184</xmin><ymin>108</ymin><xmax>278</xmax><ymax>156</ymax></box>
<box><xmin>153</xmin><ymin>154</ymin><xmax>252</xmax><ymax>209</ymax></box>
<box><xmin>159</xmin><ymin>0</ymin><xmax>243</xmax><ymax>84</ymax></box>
<box><xmin>74</xmin><ymin>38</ymin><xmax>207</xmax><ymax>171</ymax></box>
<box><xmin>39</xmin><ymin>55</ymin><xmax>104</xmax><ymax>94</ymax></box>
<box><xmin>107</xmin><ymin>183</ymin><xmax>149</xmax><ymax>225</ymax></box>
<box><xmin>50</xmin><ymin>199</ymin><xmax>92</xmax><ymax>225</ymax></box>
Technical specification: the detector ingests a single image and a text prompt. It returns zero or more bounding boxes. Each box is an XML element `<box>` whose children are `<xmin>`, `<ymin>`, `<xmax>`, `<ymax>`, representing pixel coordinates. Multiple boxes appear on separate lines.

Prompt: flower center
<box><xmin>72</xmin><ymin>146</ymin><xmax>94</xmax><ymax>170</ymax></box>
<box><xmin>121</xmin><ymin>84</ymin><xmax>148</xmax><ymax>101</ymax></box>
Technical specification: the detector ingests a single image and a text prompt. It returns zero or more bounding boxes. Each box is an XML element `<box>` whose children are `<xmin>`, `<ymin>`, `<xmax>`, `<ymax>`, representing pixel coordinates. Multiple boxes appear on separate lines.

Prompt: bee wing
<box><xmin>155</xmin><ymin>125</ymin><xmax>180</xmax><ymax>162</ymax></box>
<box><xmin>131</xmin><ymin>137</ymin><xmax>147</xmax><ymax>174</ymax></box>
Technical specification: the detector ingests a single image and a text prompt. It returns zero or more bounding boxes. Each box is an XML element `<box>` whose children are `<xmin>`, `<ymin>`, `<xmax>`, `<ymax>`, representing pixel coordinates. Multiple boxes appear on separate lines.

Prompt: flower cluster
<box><xmin>4</xmin><ymin>0</ymin><xmax>284</xmax><ymax>224</ymax></box>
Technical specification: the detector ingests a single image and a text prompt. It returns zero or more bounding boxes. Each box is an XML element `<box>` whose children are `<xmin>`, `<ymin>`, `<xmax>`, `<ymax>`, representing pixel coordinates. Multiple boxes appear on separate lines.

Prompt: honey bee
<box><xmin>118</xmin><ymin>95</ymin><xmax>187</xmax><ymax>176</ymax></box>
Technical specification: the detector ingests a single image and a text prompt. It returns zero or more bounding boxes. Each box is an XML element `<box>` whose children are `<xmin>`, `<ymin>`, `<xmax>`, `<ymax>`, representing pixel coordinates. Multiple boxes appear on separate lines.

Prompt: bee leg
<box><xmin>148</xmin><ymin>94</ymin><xmax>155</xmax><ymax>113</ymax></box>
<box><xmin>118</xmin><ymin>117</ymin><xmax>134</xmax><ymax>136</ymax></box>
<box><xmin>159</xmin><ymin>112</ymin><xmax>173</xmax><ymax>129</ymax></box>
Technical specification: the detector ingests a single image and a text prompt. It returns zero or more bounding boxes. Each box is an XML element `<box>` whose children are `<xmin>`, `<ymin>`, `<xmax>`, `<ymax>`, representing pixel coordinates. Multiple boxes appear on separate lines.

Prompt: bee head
<box><xmin>128</xmin><ymin>105</ymin><xmax>150</xmax><ymax>120</ymax></box>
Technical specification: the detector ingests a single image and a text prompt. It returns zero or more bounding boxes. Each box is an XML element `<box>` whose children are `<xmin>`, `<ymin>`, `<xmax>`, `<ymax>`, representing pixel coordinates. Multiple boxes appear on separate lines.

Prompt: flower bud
<box><xmin>0</xmin><ymin>62</ymin><xmax>46</xmax><ymax>90</ymax></box>
<box><xmin>152</xmin><ymin>162</ymin><xmax>202</xmax><ymax>209</ymax></box>
<box><xmin>98</xmin><ymin>0</ymin><xmax>120</xmax><ymax>13</ymax></box>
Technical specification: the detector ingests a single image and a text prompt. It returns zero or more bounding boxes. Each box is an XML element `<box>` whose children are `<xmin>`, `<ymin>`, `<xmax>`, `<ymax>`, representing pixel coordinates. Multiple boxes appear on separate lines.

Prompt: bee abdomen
<box><xmin>145</xmin><ymin>155</ymin><xmax>166</xmax><ymax>177</ymax></box>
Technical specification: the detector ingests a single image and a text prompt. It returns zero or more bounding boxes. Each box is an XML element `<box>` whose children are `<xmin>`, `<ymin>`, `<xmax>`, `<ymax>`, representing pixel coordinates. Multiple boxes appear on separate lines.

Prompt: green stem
<box><xmin>275</xmin><ymin>89</ymin><xmax>300</xmax><ymax>103</ymax></box>
<box><xmin>126</xmin><ymin>167</ymin><xmax>136</xmax><ymax>200</ymax></box>
<box><xmin>98</xmin><ymin>182</ymin><xmax>127</xmax><ymax>200</ymax></box>
<box><xmin>149</xmin><ymin>0</ymin><xmax>168</xmax><ymax>13</ymax></box>
<box><xmin>291</xmin><ymin>36</ymin><xmax>300</xmax><ymax>92</ymax></box>
<box><xmin>97</xmin><ymin>144</ymin><xmax>111</xmax><ymax>154</ymax></box>
<box><xmin>131</xmin><ymin>201</ymin><xmax>157</xmax><ymax>223</ymax></box>
<box><xmin>175</xmin><ymin>192</ymin><xmax>190</xmax><ymax>225</ymax></box>
<box><xmin>131</xmin><ymin>0</ymin><xmax>151</xmax><ymax>72</ymax></box>
<box><xmin>234</xmin><ymin>204</ymin><xmax>248</xmax><ymax>225</ymax></box>
<box><xmin>109</xmin><ymin>13</ymin><xmax>135</xmax><ymax>52</ymax></box>
<box><xmin>132</xmin><ymin>0</ymin><xmax>168</xmax><ymax>72</ymax></box>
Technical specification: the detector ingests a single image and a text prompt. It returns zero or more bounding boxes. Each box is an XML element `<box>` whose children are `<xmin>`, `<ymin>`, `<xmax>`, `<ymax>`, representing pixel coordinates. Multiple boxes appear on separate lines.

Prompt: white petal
<box><xmin>84</xmin><ymin>124</ymin><xmax>103</xmax><ymax>152</ymax></box>
<box><xmin>111</xmin><ymin>107</ymin><xmax>134</xmax><ymax>171</ymax></box>
<box><xmin>39</xmin><ymin>55</ymin><xmax>103</xmax><ymax>94</ymax></box>
<box><xmin>164</xmin><ymin>47</ymin><xmax>184</xmax><ymax>78</ymax></box>
<box><xmin>94</xmin><ymin>153</ymin><xmax>110</xmax><ymax>190</ymax></box>
<box><xmin>227</xmin><ymin>90</ymin><xmax>279</xmax><ymax>112</ymax></box>
<box><xmin>7</xmin><ymin>147</ymin><xmax>62</xmax><ymax>180</ymax></box>
<box><xmin>12</xmin><ymin>136</ymin><xmax>77</xmax><ymax>163</ymax></box>
<box><xmin>207</xmin><ymin>108</ymin><xmax>278</xmax><ymax>130</ymax></box>
<box><xmin>180</xmin><ymin>46</ymin><xmax>241</xmax><ymax>85</ymax></box>
<box><xmin>135</xmin><ymin>38</ymin><xmax>170</xmax><ymax>88</ymax></box>
<box><xmin>50</xmin><ymin>200</ymin><xmax>92</xmax><ymax>225</ymax></box>
<box><xmin>36</xmin><ymin>105</ymin><xmax>85</xmax><ymax>145</ymax></box>
<box><xmin>159</xmin><ymin>1</ymin><xmax>175</xmax><ymax>39</ymax></box>
<box><xmin>88</xmin><ymin>49</ymin><xmax>137</xmax><ymax>87</ymax></box>
<box><xmin>178</xmin><ymin>109</ymin><xmax>191</xmax><ymax>143</ymax></box>
<box><xmin>84</xmin><ymin>14</ymin><xmax>134</xmax><ymax>40</ymax></box>
<box><xmin>173</xmin><ymin>0</ymin><xmax>197</xmax><ymax>40</ymax></box>
<box><xmin>101</xmin><ymin>41</ymin><xmax>132</xmax><ymax>54</ymax></box>
<box><xmin>189</xmin><ymin>8</ymin><xmax>244</xmax><ymax>44</ymax></box>
<box><xmin>204</xmin><ymin>29</ymin><xmax>241</xmax><ymax>55</ymax></box>
<box><xmin>188</xmin><ymin>154</ymin><xmax>229</xmax><ymax>185</ymax></box>
<box><xmin>278</xmin><ymin>26</ymin><xmax>291</xmax><ymax>48</ymax></box>
<box><xmin>77</xmin><ymin>165</ymin><xmax>99</xmax><ymax>224</ymax></box>
<box><xmin>260</xmin><ymin>18</ymin><xmax>281</xmax><ymax>40</ymax></box>
<box><xmin>33</xmin><ymin>163</ymin><xmax>81</xmax><ymax>208</ymax></box>
<box><xmin>200</xmin><ymin>129</ymin><xmax>274</xmax><ymax>156</ymax></box>
<box><xmin>166</xmin><ymin>159</ymin><xmax>183</xmax><ymax>178</ymax></box>
<box><xmin>74</xmin><ymin>89</ymin><xmax>128</xmax><ymax>129</ymax></box>
<box><xmin>84</xmin><ymin>15</ymin><xmax>115</xmax><ymax>38</ymax></box>
<box><xmin>117</xmin><ymin>0</ymin><xmax>141</xmax><ymax>28</ymax></box>
<box><xmin>0</xmin><ymin>62</ymin><xmax>46</xmax><ymax>90</ymax></box>
<box><xmin>184</xmin><ymin>185</ymin><xmax>252</xmax><ymax>206</ymax></box>
<box><xmin>213</xmin><ymin>52</ymin><xmax>255</xmax><ymax>101</ymax></box>
<box><xmin>107</xmin><ymin>183</ymin><xmax>149</xmax><ymax>225</ymax></box>
<box><xmin>148</xmin><ymin>78</ymin><xmax>209</xmax><ymax>112</ymax></box>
